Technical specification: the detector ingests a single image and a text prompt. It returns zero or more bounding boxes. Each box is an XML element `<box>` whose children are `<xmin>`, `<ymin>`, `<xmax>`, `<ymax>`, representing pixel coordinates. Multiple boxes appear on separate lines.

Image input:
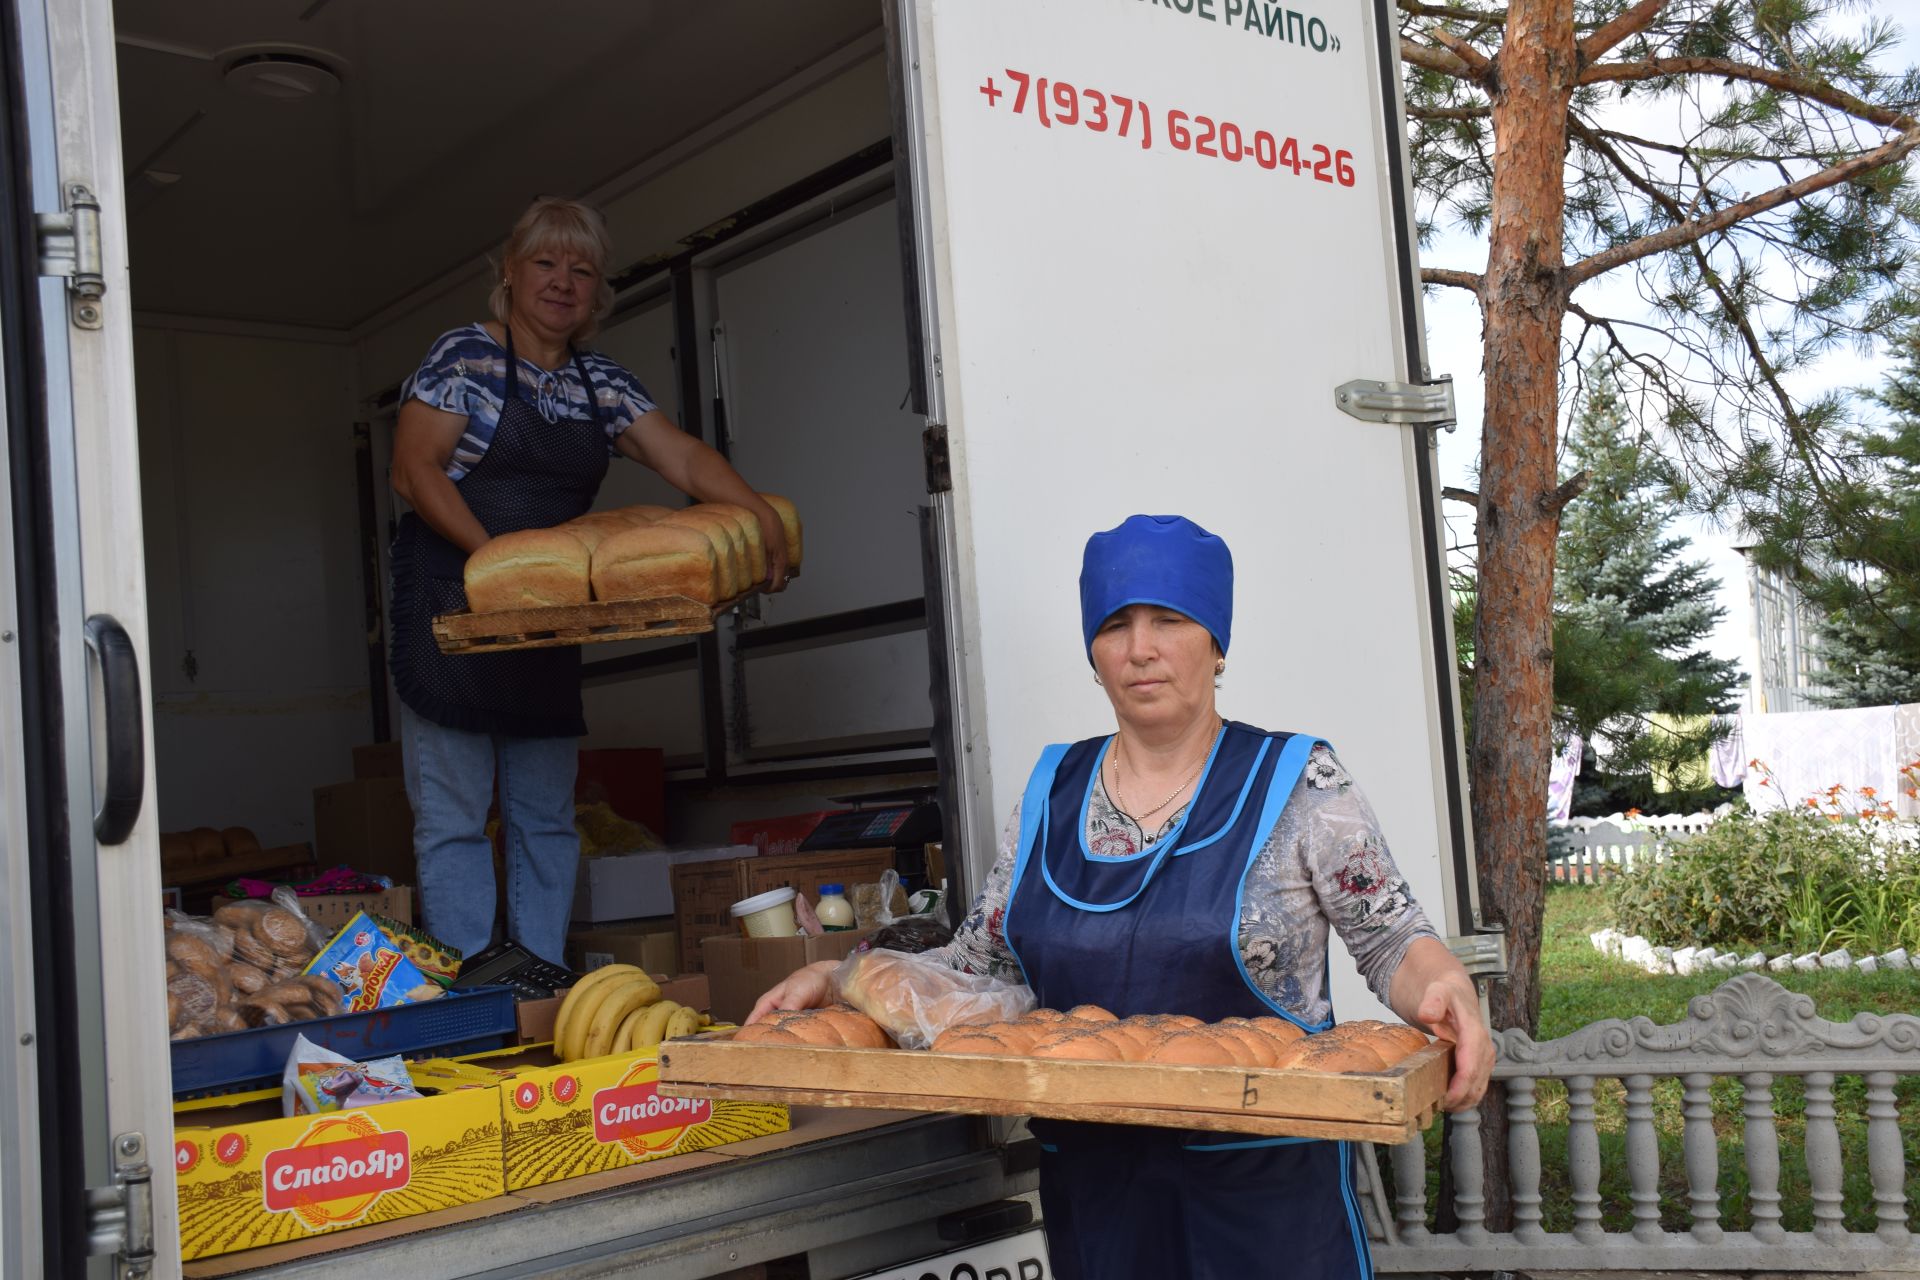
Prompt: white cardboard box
<box><xmin>571</xmin><ymin>845</ymin><xmax>752</xmax><ymax>924</ymax></box>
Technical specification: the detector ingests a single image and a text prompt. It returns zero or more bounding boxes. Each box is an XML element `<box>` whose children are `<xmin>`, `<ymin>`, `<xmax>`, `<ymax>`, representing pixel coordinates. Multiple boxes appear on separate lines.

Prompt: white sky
<box><xmin>1418</xmin><ymin>10</ymin><xmax>1919</xmax><ymax>708</ymax></box>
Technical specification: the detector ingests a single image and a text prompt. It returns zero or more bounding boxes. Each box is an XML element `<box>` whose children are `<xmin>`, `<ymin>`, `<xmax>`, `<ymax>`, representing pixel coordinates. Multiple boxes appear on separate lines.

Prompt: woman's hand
<box><xmin>1388</xmin><ymin>936</ymin><xmax>1495</xmax><ymax>1112</ymax></box>
<box><xmin>616</xmin><ymin>411</ymin><xmax>790</xmax><ymax>590</ymax></box>
<box><xmin>745</xmin><ymin>959</ymin><xmax>839</xmax><ymax>1025</ymax></box>
<box><xmin>1415</xmin><ymin>975</ymin><xmax>1494</xmax><ymax>1111</ymax></box>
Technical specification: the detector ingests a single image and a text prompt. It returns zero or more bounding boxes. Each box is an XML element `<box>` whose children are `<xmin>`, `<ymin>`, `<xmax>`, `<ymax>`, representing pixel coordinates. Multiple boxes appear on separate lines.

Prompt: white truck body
<box><xmin>0</xmin><ymin>0</ymin><xmax>1478</xmax><ymax>1275</ymax></box>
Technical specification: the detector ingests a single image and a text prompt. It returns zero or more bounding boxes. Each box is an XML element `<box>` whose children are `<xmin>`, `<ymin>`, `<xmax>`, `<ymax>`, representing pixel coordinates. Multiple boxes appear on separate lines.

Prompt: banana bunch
<box><xmin>551</xmin><ymin>964</ymin><xmax>712</xmax><ymax>1062</ymax></box>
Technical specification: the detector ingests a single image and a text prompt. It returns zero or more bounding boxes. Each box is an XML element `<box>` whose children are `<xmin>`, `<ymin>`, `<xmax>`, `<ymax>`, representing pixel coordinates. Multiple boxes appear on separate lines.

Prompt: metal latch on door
<box><xmin>36</xmin><ymin>182</ymin><xmax>106</xmax><ymax>330</ymax></box>
<box><xmin>86</xmin><ymin>1131</ymin><xmax>156</xmax><ymax>1280</ymax></box>
<box><xmin>1334</xmin><ymin>375</ymin><xmax>1456</xmax><ymax>431</ymax></box>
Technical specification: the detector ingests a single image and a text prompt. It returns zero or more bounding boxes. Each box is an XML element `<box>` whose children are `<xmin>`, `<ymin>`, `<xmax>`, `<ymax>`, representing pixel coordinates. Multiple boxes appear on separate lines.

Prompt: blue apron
<box><xmin>1004</xmin><ymin>721</ymin><xmax>1374</xmax><ymax>1280</ymax></box>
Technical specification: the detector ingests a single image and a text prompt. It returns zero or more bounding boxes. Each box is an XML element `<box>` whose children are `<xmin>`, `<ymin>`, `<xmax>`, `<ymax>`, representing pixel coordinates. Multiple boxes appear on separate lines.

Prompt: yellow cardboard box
<box><xmin>493</xmin><ymin>1046</ymin><xmax>786</xmax><ymax>1191</ymax></box>
<box><xmin>172</xmin><ymin>1078</ymin><xmax>502</xmax><ymax>1260</ymax></box>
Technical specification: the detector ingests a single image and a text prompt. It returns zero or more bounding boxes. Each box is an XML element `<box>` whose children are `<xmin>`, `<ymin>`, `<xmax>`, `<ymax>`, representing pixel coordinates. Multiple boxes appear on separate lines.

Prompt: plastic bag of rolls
<box><xmin>166</xmin><ymin>887</ymin><xmax>344</xmax><ymax>1040</ymax></box>
<box><xmin>462</xmin><ymin>495</ymin><xmax>802</xmax><ymax>613</ymax></box>
<box><xmin>828</xmin><ymin>948</ymin><xmax>1037</xmax><ymax>1050</ymax></box>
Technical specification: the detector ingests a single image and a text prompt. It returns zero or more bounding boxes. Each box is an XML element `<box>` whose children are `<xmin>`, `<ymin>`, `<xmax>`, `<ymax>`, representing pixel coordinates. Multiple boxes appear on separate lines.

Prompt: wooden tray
<box><xmin>657</xmin><ymin>1033</ymin><xmax>1450</xmax><ymax>1144</ymax></box>
<box><xmin>434</xmin><ymin>593</ymin><xmax>731</xmax><ymax>654</ymax></box>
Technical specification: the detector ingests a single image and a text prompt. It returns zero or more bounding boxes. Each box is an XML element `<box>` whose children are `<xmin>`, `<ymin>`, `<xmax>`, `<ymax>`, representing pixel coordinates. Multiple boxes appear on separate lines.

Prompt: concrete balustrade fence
<box><xmin>1359</xmin><ymin>974</ymin><xmax>1920</xmax><ymax>1273</ymax></box>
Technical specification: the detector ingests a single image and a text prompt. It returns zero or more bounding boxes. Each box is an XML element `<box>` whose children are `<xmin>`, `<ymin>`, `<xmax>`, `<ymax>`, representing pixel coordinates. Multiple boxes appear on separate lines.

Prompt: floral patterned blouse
<box><xmin>930</xmin><ymin>743</ymin><xmax>1436</xmax><ymax>1027</ymax></box>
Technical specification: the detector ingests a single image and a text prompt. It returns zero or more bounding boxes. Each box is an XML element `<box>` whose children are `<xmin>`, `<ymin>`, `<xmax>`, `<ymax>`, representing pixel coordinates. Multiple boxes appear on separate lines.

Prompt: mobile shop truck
<box><xmin>2</xmin><ymin>0</ymin><xmax>1499</xmax><ymax>1275</ymax></box>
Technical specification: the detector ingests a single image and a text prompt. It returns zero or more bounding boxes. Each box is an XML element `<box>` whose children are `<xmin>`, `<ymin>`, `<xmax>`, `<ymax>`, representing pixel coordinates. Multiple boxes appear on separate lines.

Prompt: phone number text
<box><xmin>979</xmin><ymin>70</ymin><xmax>1356</xmax><ymax>187</ymax></box>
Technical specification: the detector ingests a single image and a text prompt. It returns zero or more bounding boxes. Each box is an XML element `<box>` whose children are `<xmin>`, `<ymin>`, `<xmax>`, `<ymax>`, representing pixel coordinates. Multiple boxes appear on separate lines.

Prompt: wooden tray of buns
<box><xmin>433</xmin><ymin>591</ymin><xmax>735</xmax><ymax>655</ymax></box>
<box><xmin>657</xmin><ymin>1031</ymin><xmax>1450</xmax><ymax>1143</ymax></box>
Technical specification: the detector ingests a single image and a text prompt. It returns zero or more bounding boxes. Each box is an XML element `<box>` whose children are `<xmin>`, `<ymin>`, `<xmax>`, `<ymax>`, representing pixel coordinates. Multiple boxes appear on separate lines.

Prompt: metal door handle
<box><xmin>83</xmin><ymin>615</ymin><xmax>144</xmax><ymax>844</ymax></box>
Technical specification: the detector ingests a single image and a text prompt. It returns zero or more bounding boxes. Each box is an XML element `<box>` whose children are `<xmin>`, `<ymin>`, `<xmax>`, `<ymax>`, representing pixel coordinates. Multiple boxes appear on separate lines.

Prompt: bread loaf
<box><xmin>561</xmin><ymin>514</ymin><xmax>636</xmax><ymax>554</ymax></box>
<box><xmin>700</xmin><ymin>503</ymin><xmax>767</xmax><ymax>582</ymax></box>
<box><xmin>931</xmin><ymin>1027</ymin><xmax>1010</xmax><ymax>1054</ymax></box>
<box><xmin>221</xmin><ymin>826</ymin><xmax>261</xmax><ymax>857</ymax></box>
<box><xmin>186</xmin><ymin>827</ymin><xmax>225</xmax><ymax>865</ymax></box>
<box><xmin>1065</xmin><ymin>1004</ymin><xmax>1118</xmax><ymax>1022</ymax></box>
<box><xmin>464</xmin><ymin>528</ymin><xmax>591</xmax><ymax>612</ymax></box>
<box><xmin>1032</xmin><ymin>1030</ymin><xmax>1124</xmax><ymax>1061</ymax></box>
<box><xmin>591</xmin><ymin>523</ymin><xmax>721</xmax><ymax>604</ymax></box>
<box><xmin>657</xmin><ymin>510</ymin><xmax>746</xmax><ymax>597</ymax></box>
<box><xmin>1146</xmin><ymin>1031</ymin><xmax>1236</xmax><ymax>1066</ymax></box>
<box><xmin>758</xmin><ymin>494</ymin><xmax>803</xmax><ymax>569</ymax></box>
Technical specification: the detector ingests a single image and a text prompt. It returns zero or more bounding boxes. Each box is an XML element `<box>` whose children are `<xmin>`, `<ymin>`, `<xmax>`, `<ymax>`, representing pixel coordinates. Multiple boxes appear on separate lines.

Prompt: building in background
<box><xmin>1735</xmin><ymin>541</ymin><xmax>1824</xmax><ymax>714</ymax></box>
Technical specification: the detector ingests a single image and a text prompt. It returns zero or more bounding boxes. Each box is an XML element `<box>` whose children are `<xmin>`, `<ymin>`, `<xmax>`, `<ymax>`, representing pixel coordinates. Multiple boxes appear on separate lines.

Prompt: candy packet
<box><xmin>281</xmin><ymin>1034</ymin><xmax>424</xmax><ymax>1117</ymax></box>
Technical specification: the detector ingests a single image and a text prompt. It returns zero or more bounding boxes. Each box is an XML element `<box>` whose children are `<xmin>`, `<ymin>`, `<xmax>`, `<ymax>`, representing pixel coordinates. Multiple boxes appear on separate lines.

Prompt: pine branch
<box><xmin>1424</xmin><ymin>267</ymin><xmax>1485</xmax><ymax>292</ymax></box>
<box><xmin>1542</xmin><ymin>471</ymin><xmax>1591</xmax><ymax>515</ymax></box>
<box><xmin>1396</xmin><ymin>0</ymin><xmax>1507</xmax><ymax>22</ymax></box>
<box><xmin>1444</xmin><ymin>486</ymin><xmax>1483</xmax><ymax>506</ymax></box>
<box><xmin>1430</xmin><ymin>25</ymin><xmax>1494</xmax><ymax>77</ymax></box>
<box><xmin>1402</xmin><ymin>36</ymin><xmax>1480</xmax><ymax>80</ymax></box>
<box><xmin>1564</xmin><ymin>126</ymin><xmax>1920</xmax><ymax>287</ymax></box>
<box><xmin>1580</xmin><ymin>56</ymin><xmax>1917</xmax><ymax>132</ymax></box>
<box><xmin>1681</xmin><ymin>236</ymin><xmax>1865</xmax><ymax>558</ymax></box>
<box><xmin>1577</xmin><ymin>0</ymin><xmax>1669</xmax><ymax>65</ymax></box>
<box><xmin>1409</xmin><ymin>104</ymin><xmax>1494</xmax><ymax>121</ymax></box>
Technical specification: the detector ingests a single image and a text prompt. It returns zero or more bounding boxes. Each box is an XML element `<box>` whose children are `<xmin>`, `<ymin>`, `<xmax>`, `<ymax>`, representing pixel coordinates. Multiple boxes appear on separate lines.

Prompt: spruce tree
<box><xmin>1553</xmin><ymin>360</ymin><xmax>1743</xmax><ymax>807</ymax></box>
<box><xmin>1804</xmin><ymin>321</ymin><xmax>1920</xmax><ymax>708</ymax></box>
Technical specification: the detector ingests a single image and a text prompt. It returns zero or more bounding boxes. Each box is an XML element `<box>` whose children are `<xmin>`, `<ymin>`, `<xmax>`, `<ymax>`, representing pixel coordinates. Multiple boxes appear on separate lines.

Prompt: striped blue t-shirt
<box><xmin>401</xmin><ymin>324</ymin><xmax>658</xmax><ymax>481</ymax></box>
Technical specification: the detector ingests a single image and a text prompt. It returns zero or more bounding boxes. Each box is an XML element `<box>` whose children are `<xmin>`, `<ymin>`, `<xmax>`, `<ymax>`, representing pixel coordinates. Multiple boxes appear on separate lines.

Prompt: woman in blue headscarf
<box><xmin>751</xmin><ymin>514</ymin><xmax>1492</xmax><ymax>1279</ymax></box>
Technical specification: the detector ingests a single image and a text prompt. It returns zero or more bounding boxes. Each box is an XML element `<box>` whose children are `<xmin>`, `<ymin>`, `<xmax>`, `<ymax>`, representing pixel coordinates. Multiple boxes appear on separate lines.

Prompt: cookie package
<box><xmin>304</xmin><ymin>912</ymin><xmax>439</xmax><ymax>1013</ymax></box>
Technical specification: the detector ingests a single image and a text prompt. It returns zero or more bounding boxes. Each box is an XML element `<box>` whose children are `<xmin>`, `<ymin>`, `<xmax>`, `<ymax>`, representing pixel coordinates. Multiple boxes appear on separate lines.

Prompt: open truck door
<box><xmin>2</xmin><ymin>0</ymin><xmax>178</xmax><ymax>1273</ymax></box>
<box><xmin>899</xmin><ymin>0</ymin><xmax>1500</xmax><ymax>1018</ymax></box>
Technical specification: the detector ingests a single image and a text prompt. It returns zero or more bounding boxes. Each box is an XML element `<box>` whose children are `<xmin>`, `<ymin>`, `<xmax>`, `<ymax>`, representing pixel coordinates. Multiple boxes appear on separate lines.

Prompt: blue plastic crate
<box><xmin>169</xmin><ymin>986</ymin><xmax>518</xmax><ymax>1098</ymax></box>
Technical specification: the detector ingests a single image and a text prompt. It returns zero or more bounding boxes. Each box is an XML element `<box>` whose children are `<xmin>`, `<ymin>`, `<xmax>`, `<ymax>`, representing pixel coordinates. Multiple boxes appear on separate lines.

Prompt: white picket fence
<box><xmin>1546</xmin><ymin>812</ymin><xmax>1722</xmax><ymax>884</ymax></box>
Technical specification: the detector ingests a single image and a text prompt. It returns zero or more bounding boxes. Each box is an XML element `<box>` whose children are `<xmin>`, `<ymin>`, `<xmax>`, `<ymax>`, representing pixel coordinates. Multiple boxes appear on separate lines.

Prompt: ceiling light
<box><xmin>223</xmin><ymin>52</ymin><xmax>341</xmax><ymax>101</ymax></box>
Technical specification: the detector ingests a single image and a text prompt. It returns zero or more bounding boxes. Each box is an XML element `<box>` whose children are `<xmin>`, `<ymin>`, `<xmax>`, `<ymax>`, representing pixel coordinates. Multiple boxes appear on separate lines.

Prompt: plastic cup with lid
<box><xmin>731</xmin><ymin>886</ymin><xmax>801</xmax><ymax>938</ymax></box>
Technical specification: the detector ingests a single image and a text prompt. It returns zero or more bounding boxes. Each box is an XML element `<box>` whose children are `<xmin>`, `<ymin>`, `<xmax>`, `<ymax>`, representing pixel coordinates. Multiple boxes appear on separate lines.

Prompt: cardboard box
<box><xmin>514</xmin><ymin>973</ymin><xmax>712</xmax><ymax>1046</ymax></box>
<box><xmin>211</xmin><ymin>887</ymin><xmax>415</xmax><ymax>933</ymax></box>
<box><xmin>572</xmin><ymin>846</ymin><xmax>750</xmax><ymax>925</ymax></box>
<box><xmin>728</xmin><ymin>810</ymin><xmax>840</xmax><ymax>856</ymax></box>
<box><xmin>312</xmin><ymin>779</ymin><xmax>415</xmax><ymax>885</ymax></box>
<box><xmin>701</xmin><ymin>930</ymin><xmax>874</xmax><ymax>1025</ymax></box>
<box><xmin>671</xmin><ymin>847</ymin><xmax>894</xmax><ymax>974</ymax></box>
<box><xmin>568</xmin><ymin>920</ymin><xmax>678</xmax><ymax>976</ymax></box>
<box><xmin>742</xmin><ymin>847</ymin><xmax>895</xmax><ymax>901</ymax></box>
<box><xmin>351</xmin><ymin>741</ymin><xmax>403</xmax><ymax>780</ymax></box>
<box><xmin>571</xmin><ymin>852</ymin><xmax>672</xmax><ymax>923</ymax></box>
<box><xmin>172</xmin><ymin>1076</ymin><xmax>503</xmax><ymax>1260</ymax></box>
<box><xmin>492</xmin><ymin>1046</ymin><xmax>787</xmax><ymax>1191</ymax></box>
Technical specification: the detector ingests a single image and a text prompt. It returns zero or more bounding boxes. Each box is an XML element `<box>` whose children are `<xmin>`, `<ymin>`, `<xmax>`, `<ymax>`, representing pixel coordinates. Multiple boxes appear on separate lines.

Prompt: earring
<box><xmin>1093</xmin><ymin>676</ymin><xmax>1104</xmax><ymax>686</ymax></box>
<box><xmin>1215</xmin><ymin>660</ymin><xmax>1226</xmax><ymax>675</ymax></box>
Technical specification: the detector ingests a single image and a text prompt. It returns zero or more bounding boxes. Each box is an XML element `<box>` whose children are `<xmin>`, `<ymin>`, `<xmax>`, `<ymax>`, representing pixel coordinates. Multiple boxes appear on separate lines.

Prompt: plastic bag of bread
<box><xmin>165</xmin><ymin>892</ymin><xmax>341</xmax><ymax>1039</ymax></box>
<box><xmin>831</xmin><ymin>948</ymin><xmax>1036</xmax><ymax>1050</ymax></box>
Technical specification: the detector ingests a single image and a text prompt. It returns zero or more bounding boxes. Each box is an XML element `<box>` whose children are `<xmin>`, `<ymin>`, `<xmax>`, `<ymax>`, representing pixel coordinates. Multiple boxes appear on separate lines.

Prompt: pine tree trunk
<box><xmin>1470</xmin><ymin>0</ymin><xmax>1576</xmax><ymax>1234</ymax></box>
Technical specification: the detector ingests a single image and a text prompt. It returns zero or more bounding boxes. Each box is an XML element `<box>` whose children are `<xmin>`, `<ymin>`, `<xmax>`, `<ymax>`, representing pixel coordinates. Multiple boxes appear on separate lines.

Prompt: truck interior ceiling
<box><xmin>115</xmin><ymin>1</ymin><xmax>955</xmax><ymax>876</ymax></box>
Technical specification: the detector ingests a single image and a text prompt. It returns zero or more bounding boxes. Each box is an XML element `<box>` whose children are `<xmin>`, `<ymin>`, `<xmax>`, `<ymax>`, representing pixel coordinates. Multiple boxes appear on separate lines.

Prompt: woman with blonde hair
<box><xmin>388</xmin><ymin>196</ymin><xmax>786</xmax><ymax>965</ymax></box>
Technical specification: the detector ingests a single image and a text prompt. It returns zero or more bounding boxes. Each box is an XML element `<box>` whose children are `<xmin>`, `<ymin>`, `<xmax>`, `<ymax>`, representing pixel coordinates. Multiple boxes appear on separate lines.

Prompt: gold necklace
<box><xmin>1109</xmin><ymin>722</ymin><xmax>1222</xmax><ymax>823</ymax></box>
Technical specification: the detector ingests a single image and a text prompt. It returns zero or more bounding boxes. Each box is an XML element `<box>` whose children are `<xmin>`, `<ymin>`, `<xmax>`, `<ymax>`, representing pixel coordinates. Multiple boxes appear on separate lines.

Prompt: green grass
<box><xmin>1403</xmin><ymin>885</ymin><xmax>1920</xmax><ymax>1234</ymax></box>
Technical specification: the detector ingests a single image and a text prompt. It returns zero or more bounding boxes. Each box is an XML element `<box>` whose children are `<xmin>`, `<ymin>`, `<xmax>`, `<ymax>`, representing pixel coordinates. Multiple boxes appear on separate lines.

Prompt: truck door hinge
<box><xmin>1335</xmin><ymin>375</ymin><xmax>1455</xmax><ymax>432</ymax></box>
<box><xmin>86</xmin><ymin>1132</ymin><xmax>155</xmax><ymax>1279</ymax></box>
<box><xmin>36</xmin><ymin>182</ymin><xmax>106</xmax><ymax>330</ymax></box>
<box><xmin>923</xmin><ymin>423</ymin><xmax>951</xmax><ymax>494</ymax></box>
<box><xmin>1447</xmin><ymin>916</ymin><xmax>1508</xmax><ymax>981</ymax></box>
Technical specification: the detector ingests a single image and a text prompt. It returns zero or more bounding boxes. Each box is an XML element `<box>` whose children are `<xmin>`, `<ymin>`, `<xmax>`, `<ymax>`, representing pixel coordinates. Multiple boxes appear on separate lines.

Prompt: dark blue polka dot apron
<box><xmin>389</xmin><ymin>326</ymin><xmax>610</xmax><ymax>738</ymax></box>
<box><xmin>1004</xmin><ymin>721</ymin><xmax>1375</xmax><ymax>1280</ymax></box>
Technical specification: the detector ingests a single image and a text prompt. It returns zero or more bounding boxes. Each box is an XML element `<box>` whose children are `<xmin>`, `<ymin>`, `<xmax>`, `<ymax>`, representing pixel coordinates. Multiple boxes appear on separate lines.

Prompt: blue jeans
<box><xmin>400</xmin><ymin>703</ymin><xmax>579</xmax><ymax>966</ymax></box>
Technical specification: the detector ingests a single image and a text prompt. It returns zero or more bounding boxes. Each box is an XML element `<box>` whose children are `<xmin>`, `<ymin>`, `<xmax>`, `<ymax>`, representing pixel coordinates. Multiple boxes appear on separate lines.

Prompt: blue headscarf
<box><xmin>1079</xmin><ymin>515</ymin><xmax>1233</xmax><ymax>660</ymax></box>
